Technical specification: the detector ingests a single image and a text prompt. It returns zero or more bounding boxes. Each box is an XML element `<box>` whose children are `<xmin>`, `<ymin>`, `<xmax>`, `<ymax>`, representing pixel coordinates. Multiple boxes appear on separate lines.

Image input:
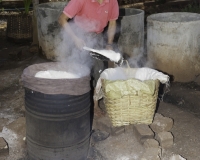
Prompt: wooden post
<box><xmin>32</xmin><ymin>0</ymin><xmax>39</xmax><ymax>45</ymax></box>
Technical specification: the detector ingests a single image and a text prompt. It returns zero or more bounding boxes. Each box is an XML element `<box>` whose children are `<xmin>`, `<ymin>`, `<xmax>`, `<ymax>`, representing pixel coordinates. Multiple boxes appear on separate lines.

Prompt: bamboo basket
<box><xmin>6</xmin><ymin>14</ymin><xmax>33</xmax><ymax>42</ymax></box>
<box><xmin>102</xmin><ymin>79</ymin><xmax>160</xmax><ymax>127</ymax></box>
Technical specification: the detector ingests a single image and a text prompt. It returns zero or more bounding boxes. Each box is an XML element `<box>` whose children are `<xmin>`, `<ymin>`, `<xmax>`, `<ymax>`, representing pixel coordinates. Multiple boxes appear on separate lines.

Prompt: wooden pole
<box><xmin>32</xmin><ymin>0</ymin><xmax>39</xmax><ymax>45</ymax></box>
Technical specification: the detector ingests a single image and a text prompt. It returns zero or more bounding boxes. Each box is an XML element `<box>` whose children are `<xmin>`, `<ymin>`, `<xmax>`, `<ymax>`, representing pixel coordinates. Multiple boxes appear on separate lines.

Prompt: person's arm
<box><xmin>58</xmin><ymin>13</ymin><xmax>85</xmax><ymax>49</ymax></box>
<box><xmin>106</xmin><ymin>20</ymin><xmax>117</xmax><ymax>50</ymax></box>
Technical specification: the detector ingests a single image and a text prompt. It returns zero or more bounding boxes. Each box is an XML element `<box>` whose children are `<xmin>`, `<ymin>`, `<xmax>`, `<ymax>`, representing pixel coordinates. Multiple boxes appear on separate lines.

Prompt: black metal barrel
<box><xmin>22</xmin><ymin>62</ymin><xmax>92</xmax><ymax>160</ymax></box>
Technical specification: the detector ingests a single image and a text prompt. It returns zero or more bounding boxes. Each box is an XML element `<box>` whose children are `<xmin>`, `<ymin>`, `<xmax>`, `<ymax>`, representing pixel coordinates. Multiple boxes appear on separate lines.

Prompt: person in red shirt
<box><xmin>59</xmin><ymin>0</ymin><xmax>119</xmax><ymax>50</ymax></box>
<box><xmin>58</xmin><ymin>0</ymin><xmax>119</xmax><ymax>117</ymax></box>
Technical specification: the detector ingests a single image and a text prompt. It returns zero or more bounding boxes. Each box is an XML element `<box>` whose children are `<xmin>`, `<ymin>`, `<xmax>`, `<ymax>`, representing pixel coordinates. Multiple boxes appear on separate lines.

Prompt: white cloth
<box><xmin>135</xmin><ymin>67</ymin><xmax>169</xmax><ymax>84</ymax></box>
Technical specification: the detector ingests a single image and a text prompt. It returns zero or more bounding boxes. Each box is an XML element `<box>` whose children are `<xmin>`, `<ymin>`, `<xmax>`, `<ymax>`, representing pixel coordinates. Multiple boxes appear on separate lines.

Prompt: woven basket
<box><xmin>6</xmin><ymin>14</ymin><xmax>33</xmax><ymax>42</ymax></box>
<box><xmin>102</xmin><ymin>79</ymin><xmax>160</xmax><ymax>127</ymax></box>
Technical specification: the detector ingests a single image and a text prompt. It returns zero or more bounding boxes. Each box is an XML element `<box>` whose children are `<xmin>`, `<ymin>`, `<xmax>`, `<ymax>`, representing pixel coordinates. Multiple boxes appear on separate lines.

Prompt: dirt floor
<box><xmin>0</xmin><ymin>33</ymin><xmax>200</xmax><ymax>160</ymax></box>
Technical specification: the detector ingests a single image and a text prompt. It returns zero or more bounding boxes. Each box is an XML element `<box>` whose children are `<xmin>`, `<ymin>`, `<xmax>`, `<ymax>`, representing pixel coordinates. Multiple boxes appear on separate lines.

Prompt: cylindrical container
<box><xmin>22</xmin><ymin>62</ymin><xmax>91</xmax><ymax>160</ymax></box>
<box><xmin>147</xmin><ymin>12</ymin><xmax>200</xmax><ymax>82</ymax></box>
<box><xmin>36</xmin><ymin>2</ymin><xmax>67</xmax><ymax>60</ymax></box>
<box><xmin>117</xmin><ymin>8</ymin><xmax>144</xmax><ymax>57</ymax></box>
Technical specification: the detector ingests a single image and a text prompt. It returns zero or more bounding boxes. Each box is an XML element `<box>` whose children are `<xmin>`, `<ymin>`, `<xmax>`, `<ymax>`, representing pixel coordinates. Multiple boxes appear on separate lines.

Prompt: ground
<box><xmin>0</xmin><ymin>24</ymin><xmax>200</xmax><ymax>159</ymax></box>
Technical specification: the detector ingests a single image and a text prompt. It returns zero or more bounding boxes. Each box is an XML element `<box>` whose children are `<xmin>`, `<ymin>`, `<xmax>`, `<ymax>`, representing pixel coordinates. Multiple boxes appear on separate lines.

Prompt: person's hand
<box><xmin>74</xmin><ymin>37</ymin><xmax>85</xmax><ymax>50</ymax></box>
<box><xmin>105</xmin><ymin>44</ymin><xmax>113</xmax><ymax>50</ymax></box>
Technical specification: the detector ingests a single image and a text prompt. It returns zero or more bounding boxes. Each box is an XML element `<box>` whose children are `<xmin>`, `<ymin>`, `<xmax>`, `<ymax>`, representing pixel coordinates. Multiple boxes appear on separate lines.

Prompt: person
<box><xmin>58</xmin><ymin>0</ymin><xmax>119</xmax><ymax>50</ymax></box>
<box><xmin>58</xmin><ymin>0</ymin><xmax>119</xmax><ymax>114</ymax></box>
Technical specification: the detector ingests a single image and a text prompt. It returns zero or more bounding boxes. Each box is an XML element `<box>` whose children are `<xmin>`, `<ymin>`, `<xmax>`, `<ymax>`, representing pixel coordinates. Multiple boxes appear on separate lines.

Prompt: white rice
<box><xmin>35</xmin><ymin>70</ymin><xmax>80</xmax><ymax>79</ymax></box>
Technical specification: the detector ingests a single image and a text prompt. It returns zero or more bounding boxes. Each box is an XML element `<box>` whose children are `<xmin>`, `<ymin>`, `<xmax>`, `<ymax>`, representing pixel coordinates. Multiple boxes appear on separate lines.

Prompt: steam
<box><xmin>123</xmin><ymin>47</ymin><xmax>154</xmax><ymax>69</ymax></box>
<box><xmin>55</xmin><ymin>22</ymin><xmax>101</xmax><ymax>77</ymax></box>
<box><xmin>54</xmin><ymin>21</ymin><xmax>154</xmax><ymax>77</ymax></box>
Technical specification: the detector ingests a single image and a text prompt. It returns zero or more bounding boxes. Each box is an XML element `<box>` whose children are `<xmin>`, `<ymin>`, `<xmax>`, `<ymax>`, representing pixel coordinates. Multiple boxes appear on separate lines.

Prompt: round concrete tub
<box><xmin>117</xmin><ymin>8</ymin><xmax>144</xmax><ymax>57</ymax></box>
<box><xmin>36</xmin><ymin>2</ymin><xmax>67</xmax><ymax>60</ymax></box>
<box><xmin>147</xmin><ymin>12</ymin><xmax>200</xmax><ymax>82</ymax></box>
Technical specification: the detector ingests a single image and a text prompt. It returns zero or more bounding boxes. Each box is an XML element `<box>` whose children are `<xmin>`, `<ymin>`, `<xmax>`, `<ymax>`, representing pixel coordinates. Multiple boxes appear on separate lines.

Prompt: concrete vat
<box><xmin>147</xmin><ymin>12</ymin><xmax>200</xmax><ymax>82</ymax></box>
<box><xmin>36</xmin><ymin>2</ymin><xmax>67</xmax><ymax>60</ymax></box>
<box><xmin>117</xmin><ymin>8</ymin><xmax>144</xmax><ymax>58</ymax></box>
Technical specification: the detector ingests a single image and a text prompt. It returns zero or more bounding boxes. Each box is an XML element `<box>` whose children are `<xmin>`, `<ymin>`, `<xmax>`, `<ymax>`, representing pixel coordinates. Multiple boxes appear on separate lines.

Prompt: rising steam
<box><xmin>54</xmin><ymin>22</ymin><xmax>99</xmax><ymax>76</ymax></box>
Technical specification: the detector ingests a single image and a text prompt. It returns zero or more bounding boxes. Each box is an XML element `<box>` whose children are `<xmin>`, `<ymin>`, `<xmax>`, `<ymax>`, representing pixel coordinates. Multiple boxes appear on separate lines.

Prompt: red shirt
<box><xmin>63</xmin><ymin>0</ymin><xmax>119</xmax><ymax>33</ymax></box>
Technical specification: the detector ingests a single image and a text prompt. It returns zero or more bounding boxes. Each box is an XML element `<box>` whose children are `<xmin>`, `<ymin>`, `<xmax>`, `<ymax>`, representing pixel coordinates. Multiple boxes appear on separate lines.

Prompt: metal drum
<box><xmin>22</xmin><ymin>62</ymin><xmax>92</xmax><ymax>160</ymax></box>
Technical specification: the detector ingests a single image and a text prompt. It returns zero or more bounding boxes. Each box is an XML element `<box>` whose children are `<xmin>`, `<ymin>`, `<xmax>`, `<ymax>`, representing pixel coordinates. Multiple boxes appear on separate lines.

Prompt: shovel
<box><xmin>83</xmin><ymin>46</ymin><xmax>124</xmax><ymax>66</ymax></box>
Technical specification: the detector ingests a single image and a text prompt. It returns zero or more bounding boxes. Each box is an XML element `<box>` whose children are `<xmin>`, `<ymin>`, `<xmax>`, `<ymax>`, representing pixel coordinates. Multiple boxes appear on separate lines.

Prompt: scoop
<box><xmin>83</xmin><ymin>46</ymin><xmax>124</xmax><ymax>66</ymax></box>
